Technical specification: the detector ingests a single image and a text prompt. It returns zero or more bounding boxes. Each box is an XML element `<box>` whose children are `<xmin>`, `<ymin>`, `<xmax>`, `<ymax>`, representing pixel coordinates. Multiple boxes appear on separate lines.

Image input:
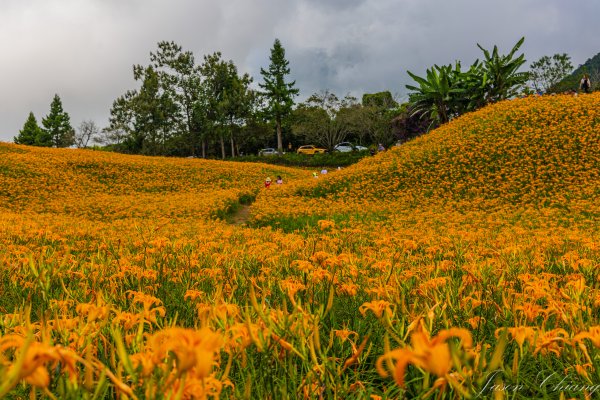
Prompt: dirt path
<box><xmin>229</xmin><ymin>204</ymin><xmax>251</xmax><ymax>226</ymax></box>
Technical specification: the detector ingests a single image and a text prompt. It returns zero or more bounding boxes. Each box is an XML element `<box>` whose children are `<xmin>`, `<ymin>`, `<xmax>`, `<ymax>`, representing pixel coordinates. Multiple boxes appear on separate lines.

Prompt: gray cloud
<box><xmin>1</xmin><ymin>0</ymin><xmax>599</xmax><ymax>141</ymax></box>
<box><xmin>302</xmin><ymin>0</ymin><xmax>366</xmax><ymax>11</ymax></box>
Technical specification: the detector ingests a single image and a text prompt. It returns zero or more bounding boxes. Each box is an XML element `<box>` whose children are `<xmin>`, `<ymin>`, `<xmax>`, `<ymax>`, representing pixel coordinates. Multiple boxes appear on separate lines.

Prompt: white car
<box><xmin>258</xmin><ymin>148</ymin><xmax>277</xmax><ymax>156</ymax></box>
<box><xmin>334</xmin><ymin>142</ymin><xmax>368</xmax><ymax>152</ymax></box>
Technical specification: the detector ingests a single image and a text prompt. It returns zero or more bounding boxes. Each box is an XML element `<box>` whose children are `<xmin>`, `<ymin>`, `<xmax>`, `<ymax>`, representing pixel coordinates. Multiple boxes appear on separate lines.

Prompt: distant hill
<box><xmin>550</xmin><ymin>52</ymin><xmax>600</xmax><ymax>93</ymax></box>
<box><xmin>0</xmin><ymin>143</ymin><xmax>306</xmax><ymax>220</ymax></box>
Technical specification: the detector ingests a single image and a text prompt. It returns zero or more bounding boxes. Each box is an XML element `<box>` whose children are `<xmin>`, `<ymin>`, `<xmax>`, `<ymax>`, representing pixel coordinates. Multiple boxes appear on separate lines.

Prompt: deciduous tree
<box><xmin>200</xmin><ymin>52</ymin><xmax>235</xmax><ymax>159</ymax></box>
<box><xmin>149</xmin><ymin>41</ymin><xmax>205</xmax><ymax>156</ymax></box>
<box><xmin>75</xmin><ymin>120</ymin><xmax>99</xmax><ymax>148</ymax></box>
<box><xmin>292</xmin><ymin>91</ymin><xmax>358</xmax><ymax>150</ymax></box>
<box><xmin>529</xmin><ymin>53</ymin><xmax>573</xmax><ymax>93</ymax></box>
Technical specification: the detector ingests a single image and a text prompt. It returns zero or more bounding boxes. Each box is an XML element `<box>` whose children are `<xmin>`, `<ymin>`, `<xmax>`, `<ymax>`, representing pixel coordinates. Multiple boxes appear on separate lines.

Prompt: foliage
<box><xmin>291</xmin><ymin>91</ymin><xmax>359</xmax><ymax>150</ymax></box>
<box><xmin>391</xmin><ymin>104</ymin><xmax>432</xmax><ymax>144</ymax></box>
<box><xmin>41</xmin><ymin>94</ymin><xmax>74</xmax><ymax>148</ymax></box>
<box><xmin>99</xmin><ymin>40</ymin><xmax>401</xmax><ymax>158</ymax></box>
<box><xmin>406</xmin><ymin>63</ymin><xmax>462</xmax><ymax>127</ymax></box>
<box><xmin>361</xmin><ymin>91</ymin><xmax>398</xmax><ymax>109</ymax></box>
<box><xmin>528</xmin><ymin>53</ymin><xmax>573</xmax><ymax>93</ymax></box>
<box><xmin>406</xmin><ymin>37</ymin><xmax>527</xmax><ymax>128</ymax></box>
<box><xmin>292</xmin><ymin>91</ymin><xmax>399</xmax><ymax>151</ymax></box>
<box><xmin>358</xmin><ymin>92</ymin><xmax>401</xmax><ymax>146</ymax></box>
<box><xmin>149</xmin><ymin>41</ymin><xmax>205</xmax><ymax>156</ymax></box>
<box><xmin>133</xmin><ymin>66</ymin><xmax>179</xmax><ymax>155</ymax></box>
<box><xmin>259</xmin><ymin>39</ymin><xmax>299</xmax><ymax>155</ymax></box>
<box><xmin>201</xmin><ymin>52</ymin><xmax>254</xmax><ymax>159</ymax></box>
<box><xmin>107</xmin><ymin>42</ymin><xmax>260</xmax><ymax>159</ymax></box>
<box><xmin>108</xmin><ymin>44</ymin><xmax>198</xmax><ymax>156</ymax></box>
<box><xmin>477</xmin><ymin>37</ymin><xmax>528</xmax><ymax>102</ymax></box>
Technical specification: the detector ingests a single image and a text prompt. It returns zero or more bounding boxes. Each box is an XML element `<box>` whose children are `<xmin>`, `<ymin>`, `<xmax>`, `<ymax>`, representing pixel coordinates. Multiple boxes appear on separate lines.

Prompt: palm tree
<box><xmin>478</xmin><ymin>37</ymin><xmax>528</xmax><ymax>103</ymax></box>
<box><xmin>406</xmin><ymin>38</ymin><xmax>528</xmax><ymax>130</ymax></box>
<box><xmin>406</xmin><ymin>63</ymin><xmax>463</xmax><ymax>128</ymax></box>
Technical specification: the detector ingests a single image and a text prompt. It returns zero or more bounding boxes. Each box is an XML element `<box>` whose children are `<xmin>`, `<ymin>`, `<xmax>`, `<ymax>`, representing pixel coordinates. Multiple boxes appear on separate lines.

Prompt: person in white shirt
<box><xmin>580</xmin><ymin>74</ymin><xmax>592</xmax><ymax>93</ymax></box>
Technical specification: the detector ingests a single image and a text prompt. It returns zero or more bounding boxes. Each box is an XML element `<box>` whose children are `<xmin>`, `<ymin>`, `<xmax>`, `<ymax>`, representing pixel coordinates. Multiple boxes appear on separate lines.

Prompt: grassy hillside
<box><xmin>250</xmin><ymin>93</ymin><xmax>600</xmax><ymax>226</ymax></box>
<box><xmin>1</xmin><ymin>95</ymin><xmax>600</xmax><ymax>399</ymax></box>
<box><xmin>0</xmin><ymin>144</ymin><xmax>307</xmax><ymax>220</ymax></box>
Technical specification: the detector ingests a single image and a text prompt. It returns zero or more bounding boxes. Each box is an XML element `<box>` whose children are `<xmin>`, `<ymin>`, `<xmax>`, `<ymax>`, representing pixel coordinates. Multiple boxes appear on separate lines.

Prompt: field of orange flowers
<box><xmin>1</xmin><ymin>94</ymin><xmax>600</xmax><ymax>399</ymax></box>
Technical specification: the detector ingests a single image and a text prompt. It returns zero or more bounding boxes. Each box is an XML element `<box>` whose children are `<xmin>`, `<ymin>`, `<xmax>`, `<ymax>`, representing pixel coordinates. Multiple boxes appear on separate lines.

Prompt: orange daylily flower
<box><xmin>359</xmin><ymin>300</ymin><xmax>392</xmax><ymax>319</ymax></box>
<box><xmin>573</xmin><ymin>326</ymin><xmax>600</xmax><ymax>348</ymax></box>
<box><xmin>149</xmin><ymin>327</ymin><xmax>223</xmax><ymax>379</ymax></box>
<box><xmin>377</xmin><ymin>322</ymin><xmax>472</xmax><ymax>387</ymax></box>
<box><xmin>497</xmin><ymin>326</ymin><xmax>536</xmax><ymax>350</ymax></box>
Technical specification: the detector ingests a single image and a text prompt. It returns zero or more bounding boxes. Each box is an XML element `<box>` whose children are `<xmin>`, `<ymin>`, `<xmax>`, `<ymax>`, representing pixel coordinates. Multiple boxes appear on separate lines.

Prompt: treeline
<box><xmin>13</xmin><ymin>40</ymin><xmax>420</xmax><ymax>157</ymax></box>
<box><xmin>15</xmin><ymin>37</ymin><xmax>588</xmax><ymax>157</ymax></box>
<box><xmin>100</xmin><ymin>40</ymin><xmax>408</xmax><ymax>158</ymax></box>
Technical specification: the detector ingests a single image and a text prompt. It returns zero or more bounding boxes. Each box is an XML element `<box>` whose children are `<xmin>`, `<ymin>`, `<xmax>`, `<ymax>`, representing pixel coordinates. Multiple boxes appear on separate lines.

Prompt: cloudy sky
<box><xmin>1</xmin><ymin>0</ymin><xmax>598</xmax><ymax>142</ymax></box>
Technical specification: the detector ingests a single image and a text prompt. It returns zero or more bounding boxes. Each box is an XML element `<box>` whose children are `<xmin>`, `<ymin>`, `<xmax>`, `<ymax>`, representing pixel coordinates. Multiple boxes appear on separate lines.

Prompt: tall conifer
<box><xmin>259</xmin><ymin>39</ymin><xmax>299</xmax><ymax>155</ymax></box>
<box><xmin>42</xmin><ymin>94</ymin><xmax>74</xmax><ymax>147</ymax></box>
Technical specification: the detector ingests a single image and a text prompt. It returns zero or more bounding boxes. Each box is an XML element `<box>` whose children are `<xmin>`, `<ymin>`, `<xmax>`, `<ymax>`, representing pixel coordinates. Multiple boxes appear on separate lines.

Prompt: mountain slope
<box><xmin>551</xmin><ymin>51</ymin><xmax>600</xmax><ymax>92</ymax></box>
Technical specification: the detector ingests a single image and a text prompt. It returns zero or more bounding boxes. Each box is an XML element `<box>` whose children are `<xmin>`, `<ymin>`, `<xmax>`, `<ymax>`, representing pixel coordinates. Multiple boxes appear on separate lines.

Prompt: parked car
<box><xmin>297</xmin><ymin>145</ymin><xmax>327</xmax><ymax>155</ymax></box>
<box><xmin>258</xmin><ymin>148</ymin><xmax>277</xmax><ymax>156</ymax></box>
<box><xmin>333</xmin><ymin>142</ymin><xmax>368</xmax><ymax>152</ymax></box>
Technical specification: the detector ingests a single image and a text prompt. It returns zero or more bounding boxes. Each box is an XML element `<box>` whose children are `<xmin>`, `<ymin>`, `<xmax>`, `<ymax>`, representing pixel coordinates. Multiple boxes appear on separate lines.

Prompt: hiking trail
<box><xmin>229</xmin><ymin>204</ymin><xmax>251</xmax><ymax>226</ymax></box>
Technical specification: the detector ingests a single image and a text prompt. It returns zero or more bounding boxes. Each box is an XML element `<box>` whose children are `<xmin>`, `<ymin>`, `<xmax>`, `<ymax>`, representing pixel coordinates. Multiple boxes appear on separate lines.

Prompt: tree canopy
<box><xmin>529</xmin><ymin>53</ymin><xmax>573</xmax><ymax>94</ymax></box>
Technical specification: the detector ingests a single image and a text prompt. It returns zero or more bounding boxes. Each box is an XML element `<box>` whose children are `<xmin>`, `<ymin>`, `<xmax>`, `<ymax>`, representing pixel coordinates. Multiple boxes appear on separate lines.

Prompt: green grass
<box><xmin>249</xmin><ymin>211</ymin><xmax>391</xmax><ymax>234</ymax></box>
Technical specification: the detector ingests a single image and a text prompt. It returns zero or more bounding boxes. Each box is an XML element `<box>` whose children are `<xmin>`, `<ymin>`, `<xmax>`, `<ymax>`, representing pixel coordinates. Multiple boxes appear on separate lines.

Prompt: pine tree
<box><xmin>14</xmin><ymin>112</ymin><xmax>44</xmax><ymax>145</ymax></box>
<box><xmin>260</xmin><ymin>39</ymin><xmax>299</xmax><ymax>155</ymax></box>
<box><xmin>42</xmin><ymin>94</ymin><xmax>74</xmax><ymax>147</ymax></box>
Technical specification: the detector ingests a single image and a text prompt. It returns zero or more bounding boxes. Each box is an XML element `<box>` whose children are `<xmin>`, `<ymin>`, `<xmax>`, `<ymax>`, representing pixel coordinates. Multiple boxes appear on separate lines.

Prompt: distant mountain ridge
<box><xmin>550</xmin><ymin>51</ymin><xmax>600</xmax><ymax>93</ymax></box>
